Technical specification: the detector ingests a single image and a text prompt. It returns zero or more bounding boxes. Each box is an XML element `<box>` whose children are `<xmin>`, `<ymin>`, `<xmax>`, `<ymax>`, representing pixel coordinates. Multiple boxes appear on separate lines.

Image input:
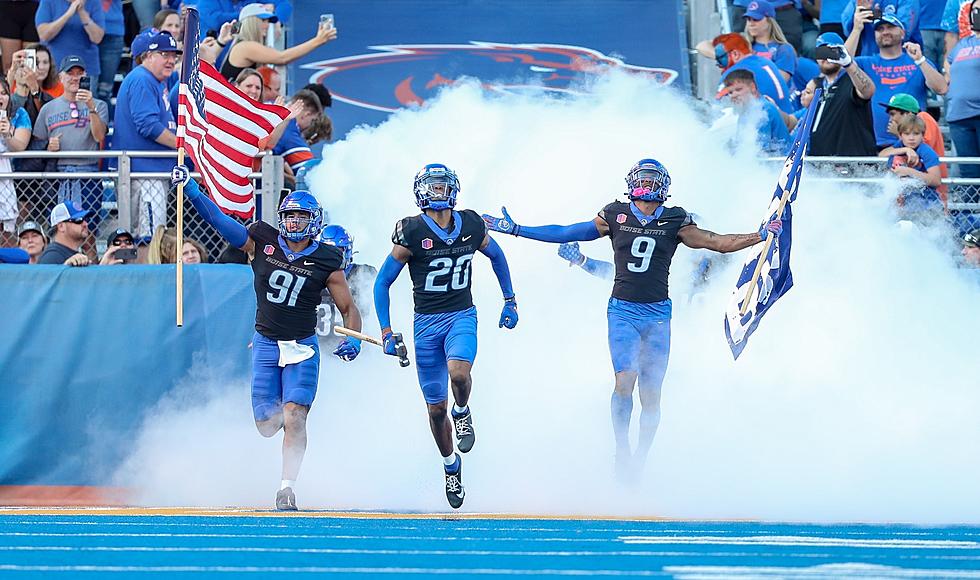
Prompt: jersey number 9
<box><xmin>627</xmin><ymin>236</ymin><xmax>656</xmax><ymax>273</ymax></box>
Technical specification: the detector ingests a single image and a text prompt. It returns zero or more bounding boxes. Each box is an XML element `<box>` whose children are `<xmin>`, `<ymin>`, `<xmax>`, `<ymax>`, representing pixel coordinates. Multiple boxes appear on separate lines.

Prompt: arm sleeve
<box><xmin>0</xmin><ymin>248</ymin><xmax>30</xmax><ymax>264</ymax></box>
<box><xmin>517</xmin><ymin>220</ymin><xmax>602</xmax><ymax>243</ymax></box>
<box><xmin>478</xmin><ymin>236</ymin><xmax>515</xmax><ymax>299</ymax></box>
<box><xmin>373</xmin><ymin>254</ymin><xmax>405</xmax><ymax>331</ymax></box>
<box><xmin>581</xmin><ymin>257</ymin><xmax>614</xmax><ymax>280</ymax></box>
<box><xmin>130</xmin><ymin>79</ymin><xmax>167</xmax><ymax>140</ymax></box>
<box><xmin>185</xmin><ymin>179</ymin><xmax>249</xmax><ymax>248</ymax></box>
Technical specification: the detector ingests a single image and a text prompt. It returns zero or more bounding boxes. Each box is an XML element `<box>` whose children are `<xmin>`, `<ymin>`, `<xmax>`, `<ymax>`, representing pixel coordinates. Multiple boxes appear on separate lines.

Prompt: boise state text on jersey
<box><xmin>249</xmin><ymin>221</ymin><xmax>346</xmax><ymax>340</ymax></box>
<box><xmin>393</xmin><ymin>209</ymin><xmax>487</xmax><ymax>314</ymax></box>
<box><xmin>599</xmin><ymin>201</ymin><xmax>695</xmax><ymax>303</ymax></box>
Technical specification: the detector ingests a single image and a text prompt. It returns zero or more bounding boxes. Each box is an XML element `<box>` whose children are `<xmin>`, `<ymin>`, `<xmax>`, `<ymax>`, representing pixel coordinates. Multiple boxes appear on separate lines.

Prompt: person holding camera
<box><xmin>32</xmin><ymin>55</ymin><xmax>108</xmax><ymax>234</ymax></box>
<box><xmin>808</xmin><ymin>32</ymin><xmax>879</xmax><ymax>156</ymax></box>
<box><xmin>99</xmin><ymin>227</ymin><xmax>137</xmax><ymax>265</ymax></box>
<box><xmin>842</xmin><ymin>0</ymin><xmax>920</xmax><ymax>56</ymax></box>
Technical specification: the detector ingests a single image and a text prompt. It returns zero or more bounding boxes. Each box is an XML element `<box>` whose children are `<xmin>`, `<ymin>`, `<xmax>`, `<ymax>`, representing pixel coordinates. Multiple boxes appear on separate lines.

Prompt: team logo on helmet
<box><xmin>264</xmin><ymin>244</ymin><xmax>275</xmax><ymax>255</ymax></box>
<box><xmin>303</xmin><ymin>42</ymin><xmax>679</xmax><ymax>113</ymax></box>
<box><xmin>422</xmin><ymin>238</ymin><xmax>433</xmax><ymax>250</ymax></box>
<box><xmin>616</xmin><ymin>213</ymin><xmax>627</xmax><ymax>224</ymax></box>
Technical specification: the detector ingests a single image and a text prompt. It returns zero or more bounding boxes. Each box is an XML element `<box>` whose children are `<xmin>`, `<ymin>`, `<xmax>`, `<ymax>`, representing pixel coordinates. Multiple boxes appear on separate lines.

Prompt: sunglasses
<box><xmin>68</xmin><ymin>218</ymin><xmax>87</xmax><ymax>224</ymax></box>
<box><xmin>112</xmin><ymin>238</ymin><xmax>134</xmax><ymax>246</ymax></box>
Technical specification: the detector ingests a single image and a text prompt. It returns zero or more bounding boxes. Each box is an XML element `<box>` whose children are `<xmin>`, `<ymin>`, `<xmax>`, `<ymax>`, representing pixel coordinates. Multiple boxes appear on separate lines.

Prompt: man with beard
<box><xmin>808</xmin><ymin>32</ymin><xmax>879</xmax><ymax>156</ymax></box>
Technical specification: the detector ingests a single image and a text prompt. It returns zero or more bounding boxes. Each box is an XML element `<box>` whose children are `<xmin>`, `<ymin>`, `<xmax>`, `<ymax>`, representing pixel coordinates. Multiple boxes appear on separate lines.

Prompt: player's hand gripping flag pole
<box><xmin>175</xmin><ymin>7</ymin><xmax>290</xmax><ymax>326</ymax></box>
<box><xmin>724</xmin><ymin>89</ymin><xmax>822</xmax><ymax>360</ymax></box>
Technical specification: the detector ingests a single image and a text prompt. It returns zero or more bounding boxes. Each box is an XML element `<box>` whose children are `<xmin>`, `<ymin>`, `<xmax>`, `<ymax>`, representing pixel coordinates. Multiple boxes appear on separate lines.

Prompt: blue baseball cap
<box><xmin>874</xmin><ymin>13</ymin><xmax>905</xmax><ymax>30</ymax></box>
<box><xmin>815</xmin><ymin>32</ymin><xmax>845</xmax><ymax>47</ymax></box>
<box><xmin>132</xmin><ymin>29</ymin><xmax>180</xmax><ymax>58</ymax></box>
<box><xmin>50</xmin><ymin>200</ymin><xmax>94</xmax><ymax>227</ymax></box>
<box><xmin>744</xmin><ymin>0</ymin><xmax>776</xmax><ymax>20</ymax></box>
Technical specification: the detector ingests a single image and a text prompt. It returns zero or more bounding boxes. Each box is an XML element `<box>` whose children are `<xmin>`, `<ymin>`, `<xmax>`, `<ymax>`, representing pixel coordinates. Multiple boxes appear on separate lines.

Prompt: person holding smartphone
<box><xmin>100</xmin><ymin>227</ymin><xmax>138</xmax><ymax>265</ymax></box>
<box><xmin>32</xmin><ymin>54</ymin><xmax>108</xmax><ymax>233</ymax></box>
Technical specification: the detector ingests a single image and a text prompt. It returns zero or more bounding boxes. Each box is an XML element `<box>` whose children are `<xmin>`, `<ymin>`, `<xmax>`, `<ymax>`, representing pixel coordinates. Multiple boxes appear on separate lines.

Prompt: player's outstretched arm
<box><xmin>373</xmin><ymin>248</ymin><xmax>409</xmax><ymax>357</ymax></box>
<box><xmin>677</xmin><ymin>219</ymin><xmax>782</xmax><ymax>253</ymax></box>
<box><xmin>328</xmin><ymin>269</ymin><xmax>363</xmax><ymax>361</ymax></box>
<box><xmin>478</xmin><ymin>235</ymin><xmax>518</xmax><ymax>329</ymax></box>
<box><xmin>482</xmin><ymin>206</ymin><xmax>607</xmax><ymax>242</ymax></box>
<box><xmin>171</xmin><ymin>165</ymin><xmax>253</xmax><ymax>253</ymax></box>
<box><xmin>557</xmin><ymin>242</ymin><xmax>614</xmax><ymax>280</ymax></box>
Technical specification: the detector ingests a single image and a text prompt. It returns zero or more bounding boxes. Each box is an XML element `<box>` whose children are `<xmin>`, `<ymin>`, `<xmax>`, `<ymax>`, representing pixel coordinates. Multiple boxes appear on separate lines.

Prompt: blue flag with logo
<box><xmin>724</xmin><ymin>90</ymin><xmax>821</xmax><ymax>360</ymax></box>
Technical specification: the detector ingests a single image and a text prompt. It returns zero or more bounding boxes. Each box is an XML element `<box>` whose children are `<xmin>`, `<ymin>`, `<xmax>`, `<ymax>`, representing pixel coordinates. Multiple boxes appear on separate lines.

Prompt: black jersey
<box><xmin>249</xmin><ymin>221</ymin><xmax>346</xmax><ymax>340</ymax></box>
<box><xmin>316</xmin><ymin>263</ymin><xmax>378</xmax><ymax>343</ymax></box>
<box><xmin>598</xmin><ymin>201</ymin><xmax>695</xmax><ymax>303</ymax></box>
<box><xmin>392</xmin><ymin>209</ymin><xmax>487</xmax><ymax>314</ymax></box>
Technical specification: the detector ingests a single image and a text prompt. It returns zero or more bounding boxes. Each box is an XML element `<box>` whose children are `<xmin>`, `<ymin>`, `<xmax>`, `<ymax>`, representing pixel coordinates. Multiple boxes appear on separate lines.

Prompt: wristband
<box><xmin>216</xmin><ymin>39</ymin><xmax>227</xmax><ymax>47</ymax></box>
<box><xmin>914</xmin><ymin>57</ymin><xmax>926</xmax><ymax>66</ymax></box>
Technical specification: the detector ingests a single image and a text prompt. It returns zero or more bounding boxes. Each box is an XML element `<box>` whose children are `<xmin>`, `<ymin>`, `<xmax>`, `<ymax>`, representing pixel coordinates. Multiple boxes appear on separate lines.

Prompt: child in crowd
<box><xmin>881</xmin><ymin>115</ymin><xmax>943</xmax><ymax>219</ymax></box>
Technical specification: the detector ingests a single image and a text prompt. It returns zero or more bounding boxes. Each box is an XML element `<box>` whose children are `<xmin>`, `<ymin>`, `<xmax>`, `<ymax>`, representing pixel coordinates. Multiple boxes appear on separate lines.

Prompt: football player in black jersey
<box><xmin>171</xmin><ymin>166</ymin><xmax>363</xmax><ymax>510</ymax></box>
<box><xmin>374</xmin><ymin>163</ymin><xmax>519</xmax><ymax>509</ymax></box>
<box><xmin>482</xmin><ymin>158</ymin><xmax>782</xmax><ymax>480</ymax></box>
<box><xmin>315</xmin><ymin>224</ymin><xmax>378</xmax><ymax>347</ymax></box>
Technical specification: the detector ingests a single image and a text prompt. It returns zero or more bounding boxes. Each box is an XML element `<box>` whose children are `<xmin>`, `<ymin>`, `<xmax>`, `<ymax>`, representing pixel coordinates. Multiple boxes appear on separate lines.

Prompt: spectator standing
<box><xmin>808</xmin><ymin>33</ymin><xmax>879</xmax><ymax>155</ymax></box>
<box><xmin>944</xmin><ymin>0</ymin><xmax>980</xmax><ymax>179</ymax></box>
<box><xmin>732</xmin><ymin>0</ymin><xmax>805</xmax><ymax>52</ymax></box>
<box><xmin>37</xmin><ymin>199</ymin><xmax>92</xmax><ymax>265</ymax></box>
<box><xmin>220</xmin><ymin>4</ymin><xmax>335</xmax><ymax>82</ymax></box>
<box><xmin>920</xmin><ymin>0</ymin><xmax>951</xmax><ymax>67</ymax></box>
<box><xmin>848</xmin><ymin>13</ymin><xmax>948</xmax><ymax>147</ymax></box>
<box><xmin>96</xmin><ymin>0</ymin><xmax>123</xmax><ymax>104</ymax></box>
<box><xmin>17</xmin><ymin>220</ymin><xmax>47</xmax><ymax>263</ymax></box>
<box><xmin>742</xmin><ymin>0</ymin><xmax>799</xmax><ymax>84</ymax></box>
<box><xmin>0</xmin><ymin>77</ymin><xmax>32</xmax><ymax>233</ymax></box>
<box><xmin>113</xmin><ymin>29</ymin><xmax>179</xmax><ymax>239</ymax></box>
<box><xmin>153</xmin><ymin>8</ymin><xmax>180</xmax><ymax>47</ymax></box>
<box><xmin>131</xmin><ymin>0</ymin><xmax>165</xmax><ymax>30</ymax></box>
<box><xmin>724</xmin><ymin>68</ymin><xmax>792</xmax><ymax>153</ymax></box>
<box><xmin>197</xmin><ymin>0</ymin><xmax>293</xmax><ymax>38</ymax></box>
<box><xmin>700</xmin><ymin>33</ymin><xmax>795</xmax><ymax>112</ymax></box>
<box><xmin>7</xmin><ymin>44</ymin><xmax>63</xmax><ymax>101</ymax></box>
<box><xmin>878</xmin><ymin>93</ymin><xmax>949</xmax><ymax>203</ymax></box>
<box><xmin>258</xmin><ymin>66</ymin><xmax>281</xmax><ymax>102</ymax></box>
<box><xmin>35</xmin><ymin>0</ymin><xmax>105</xmax><ymax>81</ymax></box>
<box><xmin>842</xmin><ymin>0</ymin><xmax>921</xmax><ymax>56</ymax></box>
<box><xmin>0</xmin><ymin>0</ymin><xmax>40</xmax><ymax>75</ymax></box>
<box><xmin>33</xmin><ymin>55</ymin><xmax>108</xmax><ymax>232</ymax></box>
<box><xmin>942</xmin><ymin>0</ymin><xmax>974</xmax><ymax>61</ymax></box>
<box><xmin>821</xmin><ymin>0</ymin><xmax>850</xmax><ymax>35</ymax></box>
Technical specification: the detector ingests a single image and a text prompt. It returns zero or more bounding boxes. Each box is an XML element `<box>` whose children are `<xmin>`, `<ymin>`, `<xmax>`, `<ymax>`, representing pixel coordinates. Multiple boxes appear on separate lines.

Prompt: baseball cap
<box><xmin>17</xmin><ymin>220</ymin><xmax>46</xmax><ymax>240</ymax></box>
<box><xmin>59</xmin><ymin>55</ymin><xmax>86</xmax><ymax>73</ymax></box>
<box><xmin>239</xmin><ymin>3</ymin><xmax>279</xmax><ymax>22</ymax></box>
<box><xmin>107</xmin><ymin>228</ymin><xmax>135</xmax><ymax>246</ymax></box>
<box><xmin>881</xmin><ymin>93</ymin><xmax>921</xmax><ymax>114</ymax></box>
<box><xmin>744</xmin><ymin>0</ymin><xmax>776</xmax><ymax>20</ymax></box>
<box><xmin>874</xmin><ymin>14</ymin><xmax>905</xmax><ymax>30</ymax></box>
<box><xmin>815</xmin><ymin>32</ymin><xmax>845</xmax><ymax>47</ymax></box>
<box><xmin>964</xmin><ymin>229</ymin><xmax>980</xmax><ymax>248</ymax></box>
<box><xmin>145</xmin><ymin>30</ymin><xmax>180</xmax><ymax>53</ymax></box>
<box><xmin>50</xmin><ymin>200</ymin><xmax>94</xmax><ymax>227</ymax></box>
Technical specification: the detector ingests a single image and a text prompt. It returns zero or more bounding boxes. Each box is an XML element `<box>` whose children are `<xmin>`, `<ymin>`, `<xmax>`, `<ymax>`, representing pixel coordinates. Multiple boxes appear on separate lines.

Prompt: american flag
<box><xmin>177</xmin><ymin>8</ymin><xmax>290</xmax><ymax>219</ymax></box>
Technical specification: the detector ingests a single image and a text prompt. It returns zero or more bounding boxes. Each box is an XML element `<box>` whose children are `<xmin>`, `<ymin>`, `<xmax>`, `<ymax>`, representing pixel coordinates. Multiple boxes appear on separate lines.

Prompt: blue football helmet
<box><xmin>319</xmin><ymin>224</ymin><xmax>354</xmax><ymax>276</ymax></box>
<box><xmin>413</xmin><ymin>163</ymin><xmax>460</xmax><ymax>211</ymax></box>
<box><xmin>278</xmin><ymin>190</ymin><xmax>323</xmax><ymax>242</ymax></box>
<box><xmin>625</xmin><ymin>158</ymin><xmax>671</xmax><ymax>202</ymax></box>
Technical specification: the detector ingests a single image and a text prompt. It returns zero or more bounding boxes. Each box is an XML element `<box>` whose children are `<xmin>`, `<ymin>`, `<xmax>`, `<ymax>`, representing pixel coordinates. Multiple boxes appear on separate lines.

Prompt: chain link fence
<box><xmin>0</xmin><ymin>151</ymin><xmax>284</xmax><ymax>261</ymax></box>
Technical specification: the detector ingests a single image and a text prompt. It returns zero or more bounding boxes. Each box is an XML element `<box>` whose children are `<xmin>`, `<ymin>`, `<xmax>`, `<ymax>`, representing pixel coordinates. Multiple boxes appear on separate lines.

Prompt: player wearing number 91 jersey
<box><xmin>374</xmin><ymin>163</ymin><xmax>518</xmax><ymax>510</ymax></box>
<box><xmin>482</xmin><ymin>158</ymin><xmax>783</xmax><ymax>482</ymax></box>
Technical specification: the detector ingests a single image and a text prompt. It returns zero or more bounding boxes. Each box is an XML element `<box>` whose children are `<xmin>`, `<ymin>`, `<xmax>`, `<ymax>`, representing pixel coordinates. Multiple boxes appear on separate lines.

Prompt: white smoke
<box><xmin>118</xmin><ymin>71</ymin><xmax>980</xmax><ymax>522</ymax></box>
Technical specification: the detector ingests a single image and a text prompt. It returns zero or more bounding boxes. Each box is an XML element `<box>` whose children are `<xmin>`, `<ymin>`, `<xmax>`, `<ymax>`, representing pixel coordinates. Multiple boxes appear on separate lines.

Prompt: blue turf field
<box><xmin>1</xmin><ymin>510</ymin><xmax>980</xmax><ymax>577</ymax></box>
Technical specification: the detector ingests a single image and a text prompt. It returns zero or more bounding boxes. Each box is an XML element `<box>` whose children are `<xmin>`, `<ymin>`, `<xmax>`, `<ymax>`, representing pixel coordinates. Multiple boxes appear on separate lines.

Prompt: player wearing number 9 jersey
<box><xmin>482</xmin><ymin>158</ymin><xmax>782</xmax><ymax>481</ymax></box>
<box><xmin>374</xmin><ymin>163</ymin><xmax>518</xmax><ymax>510</ymax></box>
<box><xmin>171</xmin><ymin>165</ymin><xmax>363</xmax><ymax>512</ymax></box>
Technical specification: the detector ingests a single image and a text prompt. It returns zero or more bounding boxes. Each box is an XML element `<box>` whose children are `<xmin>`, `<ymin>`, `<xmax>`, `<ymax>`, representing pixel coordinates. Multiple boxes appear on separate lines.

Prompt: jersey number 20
<box><xmin>425</xmin><ymin>255</ymin><xmax>473</xmax><ymax>292</ymax></box>
<box><xmin>268</xmin><ymin>269</ymin><xmax>307</xmax><ymax>307</ymax></box>
<box><xmin>627</xmin><ymin>236</ymin><xmax>657</xmax><ymax>273</ymax></box>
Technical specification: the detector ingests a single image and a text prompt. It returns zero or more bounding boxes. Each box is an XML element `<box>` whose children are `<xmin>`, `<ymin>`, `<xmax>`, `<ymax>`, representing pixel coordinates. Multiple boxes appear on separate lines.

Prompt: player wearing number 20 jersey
<box><xmin>374</xmin><ymin>163</ymin><xmax>518</xmax><ymax>509</ymax></box>
<box><xmin>482</xmin><ymin>158</ymin><xmax>782</xmax><ymax>481</ymax></box>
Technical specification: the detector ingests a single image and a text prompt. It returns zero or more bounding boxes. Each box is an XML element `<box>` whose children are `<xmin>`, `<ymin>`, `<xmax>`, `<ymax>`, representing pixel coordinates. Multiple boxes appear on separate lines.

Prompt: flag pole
<box><xmin>738</xmin><ymin>188</ymin><xmax>792</xmax><ymax>316</ymax></box>
<box><xmin>176</xmin><ymin>146</ymin><xmax>184</xmax><ymax>327</ymax></box>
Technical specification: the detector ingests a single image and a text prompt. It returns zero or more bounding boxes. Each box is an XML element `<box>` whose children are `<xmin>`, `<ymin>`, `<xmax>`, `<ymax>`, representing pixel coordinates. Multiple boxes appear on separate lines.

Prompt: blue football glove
<box><xmin>382</xmin><ymin>331</ymin><xmax>399</xmax><ymax>357</ymax></box>
<box><xmin>482</xmin><ymin>206</ymin><xmax>520</xmax><ymax>235</ymax></box>
<box><xmin>332</xmin><ymin>337</ymin><xmax>361</xmax><ymax>362</ymax></box>
<box><xmin>557</xmin><ymin>242</ymin><xmax>585</xmax><ymax>266</ymax></box>
<box><xmin>759</xmin><ymin>218</ymin><xmax>783</xmax><ymax>241</ymax></box>
<box><xmin>499</xmin><ymin>298</ymin><xmax>518</xmax><ymax>329</ymax></box>
<box><xmin>171</xmin><ymin>164</ymin><xmax>190</xmax><ymax>189</ymax></box>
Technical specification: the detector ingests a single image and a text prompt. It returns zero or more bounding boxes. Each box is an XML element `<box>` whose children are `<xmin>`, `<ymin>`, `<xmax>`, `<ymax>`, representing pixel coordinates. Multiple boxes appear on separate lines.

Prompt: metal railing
<box><xmin>0</xmin><ymin>150</ymin><xmax>284</xmax><ymax>260</ymax></box>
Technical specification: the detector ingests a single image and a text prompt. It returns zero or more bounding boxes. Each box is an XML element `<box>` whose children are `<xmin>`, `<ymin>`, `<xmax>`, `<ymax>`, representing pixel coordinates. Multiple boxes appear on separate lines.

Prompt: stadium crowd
<box><xmin>0</xmin><ymin>0</ymin><xmax>978</xmax><ymax>268</ymax></box>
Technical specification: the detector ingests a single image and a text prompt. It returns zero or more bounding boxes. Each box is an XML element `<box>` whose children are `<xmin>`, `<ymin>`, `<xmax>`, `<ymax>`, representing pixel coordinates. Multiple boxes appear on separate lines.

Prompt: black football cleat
<box><xmin>452</xmin><ymin>409</ymin><xmax>476</xmax><ymax>453</ymax></box>
<box><xmin>445</xmin><ymin>458</ymin><xmax>465</xmax><ymax>509</ymax></box>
